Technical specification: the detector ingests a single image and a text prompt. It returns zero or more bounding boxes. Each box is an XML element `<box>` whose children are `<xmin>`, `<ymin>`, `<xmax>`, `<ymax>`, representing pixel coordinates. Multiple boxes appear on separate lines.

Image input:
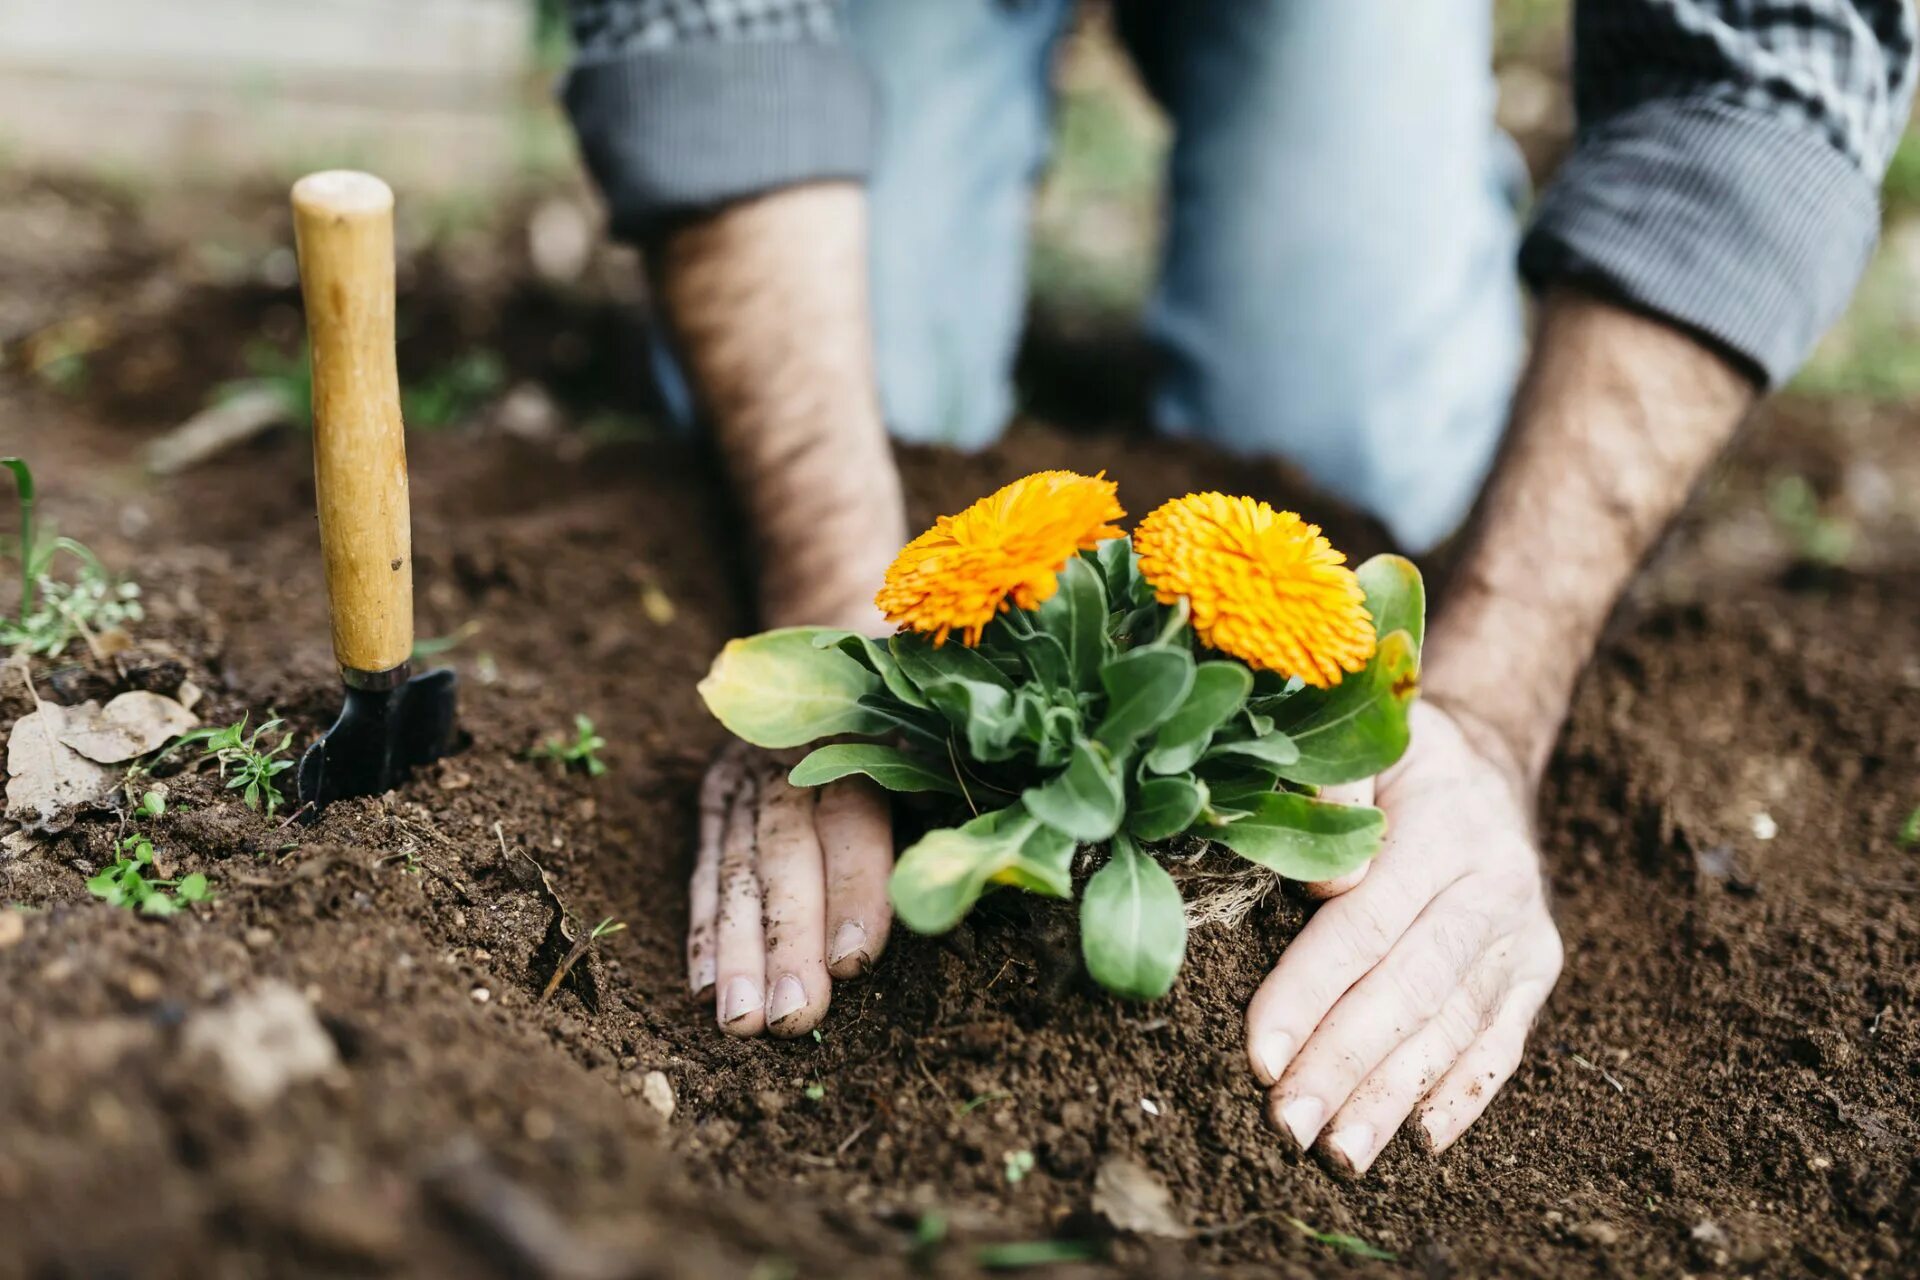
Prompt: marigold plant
<box><xmin>700</xmin><ymin>471</ymin><xmax>1423</xmax><ymax>1001</ymax></box>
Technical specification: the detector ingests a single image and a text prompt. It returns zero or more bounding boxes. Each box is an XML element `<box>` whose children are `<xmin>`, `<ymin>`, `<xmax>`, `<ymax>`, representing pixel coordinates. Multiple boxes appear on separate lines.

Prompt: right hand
<box><xmin>688</xmin><ymin>739</ymin><xmax>895</xmax><ymax>1037</ymax></box>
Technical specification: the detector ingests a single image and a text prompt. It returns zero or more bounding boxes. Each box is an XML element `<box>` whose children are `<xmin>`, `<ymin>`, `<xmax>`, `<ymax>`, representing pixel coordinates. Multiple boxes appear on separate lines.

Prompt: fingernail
<box><xmin>1251</xmin><ymin>1031</ymin><xmax>1293</xmax><ymax>1085</ymax></box>
<box><xmin>1414</xmin><ymin>1109</ymin><xmax>1445</xmax><ymax>1154</ymax></box>
<box><xmin>721</xmin><ymin>976</ymin><xmax>761</xmax><ymax>1024</ymax></box>
<box><xmin>1279</xmin><ymin>1096</ymin><xmax>1325</xmax><ymax>1151</ymax></box>
<box><xmin>690</xmin><ymin>956</ymin><xmax>716</xmax><ymax>998</ymax></box>
<box><xmin>828</xmin><ymin>920</ymin><xmax>870</xmax><ymax>969</ymax></box>
<box><xmin>1326</xmin><ymin>1123</ymin><xmax>1376</xmax><ymax>1174</ymax></box>
<box><xmin>766</xmin><ymin>974</ymin><xmax>807</xmax><ymax>1025</ymax></box>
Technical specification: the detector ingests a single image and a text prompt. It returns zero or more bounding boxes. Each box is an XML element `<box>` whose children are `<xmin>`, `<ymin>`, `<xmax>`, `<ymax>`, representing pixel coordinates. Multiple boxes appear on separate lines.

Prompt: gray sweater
<box><xmin>562</xmin><ymin>0</ymin><xmax>1917</xmax><ymax>388</ymax></box>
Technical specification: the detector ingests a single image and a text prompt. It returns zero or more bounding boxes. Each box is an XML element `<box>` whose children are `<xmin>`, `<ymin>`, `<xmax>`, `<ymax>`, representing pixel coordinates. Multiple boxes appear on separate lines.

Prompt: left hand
<box><xmin>1243</xmin><ymin>700</ymin><xmax>1564</xmax><ymax>1177</ymax></box>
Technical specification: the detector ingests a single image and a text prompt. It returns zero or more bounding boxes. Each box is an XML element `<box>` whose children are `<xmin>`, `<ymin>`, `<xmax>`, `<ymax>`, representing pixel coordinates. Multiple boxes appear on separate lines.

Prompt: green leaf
<box><xmin>1080</xmin><ymin>837</ymin><xmax>1187</xmax><ymax>1000</ymax></box>
<box><xmin>1145</xmin><ymin>661</ymin><xmax>1252</xmax><ymax>774</ymax></box>
<box><xmin>1206</xmin><ymin>791</ymin><xmax>1386</xmax><ymax>881</ymax></box>
<box><xmin>890</xmin><ymin>806</ymin><xmax>1076</xmax><ymax>934</ymax></box>
<box><xmin>1356</xmin><ymin>554</ymin><xmax>1425</xmax><ymax>652</ymax></box>
<box><xmin>1285</xmin><ymin>1217</ymin><xmax>1398</xmax><ymax>1262</ymax></box>
<box><xmin>1268</xmin><ymin>630</ymin><xmax>1419</xmax><ymax>785</ymax></box>
<box><xmin>0</xmin><ymin>457</ymin><xmax>34</xmax><ymax>504</ymax></box>
<box><xmin>1198</xmin><ymin>766</ymin><xmax>1280</xmax><ymax>817</ymax></box>
<box><xmin>174</xmin><ymin>873</ymin><xmax>210</xmax><ymax>903</ymax></box>
<box><xmin>1094</xmin><ymin>647</ymin><xmax>1195</xmax><ymax>752</ymax></box>
<box><xmin>698</xmin><ymin>627</ymin><xmax>892</xmax><ymax>749</ymax></box>
<box><xmin>813</xmin><ymin>629</ymin><xmax>931</xmax><ymax>710</ymax></box>
<box><xmin>140</xmin><ymin>893</ymin><xmax>178</xmax><ymax>917</ymax></box>
<box><xmin>789</xmin><ymin>744</ymin><xmax>962</xmax><ymax>796</ymax></box>
<box><xmin>892</xmin><ymin>634</ymin><xmax>1025</xmax><ymax>760</ymax></box>
<box><xmin>891</xmin><ymin>632</ymin><xmax>1014</xmax><ymax>693</ymax></box>
<box><xmin>974</xmin><ymin>1239</ymin><xmax>1103</xmax><ymax>1270</ymax></box>
<box><xmin>1202</xmin><ymin>732</ymin><xmax>1300</xmax><ymax>769</ymax></box>
<box><xmin>1022</xmin><ymin>737</ymin><xmax>1124</xmax><ymax>841</ymax></box>
<box><xmin>1017</xmin><ymin>628</ymin><xmax>1075</xmax><ymax>691</ymax></box>
<box><xmin>1035</xmin><ymin>555</ymin><xmax>1110</xmax><ymax>688</ymax></box>
<box><xmin>1094</xmin><ymin>536</ymin><xmax>1150</xmax><ymax>609</ymax></box>
<box><xmin>1127</xmin><ymin>775</ymin><xmax>1207</xmax><ymax>841</ymax></box>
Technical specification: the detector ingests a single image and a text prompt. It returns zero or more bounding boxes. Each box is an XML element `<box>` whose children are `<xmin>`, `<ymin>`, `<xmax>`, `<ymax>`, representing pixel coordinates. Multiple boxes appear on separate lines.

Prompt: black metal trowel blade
<box><xmin>297</xmin><ymin>667</ymin><xmax>459</xmax><ymax>809</ymax></box>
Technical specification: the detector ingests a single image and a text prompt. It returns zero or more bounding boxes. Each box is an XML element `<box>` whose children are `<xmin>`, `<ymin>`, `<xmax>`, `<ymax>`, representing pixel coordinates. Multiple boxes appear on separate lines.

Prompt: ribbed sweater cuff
<box><xmin>1520</xmin><ymin>98</ymin><xmax>1881</xmax><ymax>387</ymax></box>
<box><xmin>564</xmin><ymin>40</ymin><xmax>874</xmax><ymax>239</ymax></box>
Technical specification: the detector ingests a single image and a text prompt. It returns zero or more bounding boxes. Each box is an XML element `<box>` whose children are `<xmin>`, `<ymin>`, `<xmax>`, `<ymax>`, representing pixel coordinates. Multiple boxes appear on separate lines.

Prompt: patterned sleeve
<box><xmin>561</xmin><ymin>0</ymin><xmax>872</xmax><ymax>238</ymax></box>
<box><xmin>1521</xmin><ymin>0</ymin><xmax>1919</xmax><ymax>385</ymax></box>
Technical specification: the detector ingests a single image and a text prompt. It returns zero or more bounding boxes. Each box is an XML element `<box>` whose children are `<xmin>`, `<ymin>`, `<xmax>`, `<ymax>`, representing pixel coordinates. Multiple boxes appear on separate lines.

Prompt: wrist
<box><xmin>1420</xmin><ymin>603</ymin><xmax>1565</xmax><ymax>790</ymax></box>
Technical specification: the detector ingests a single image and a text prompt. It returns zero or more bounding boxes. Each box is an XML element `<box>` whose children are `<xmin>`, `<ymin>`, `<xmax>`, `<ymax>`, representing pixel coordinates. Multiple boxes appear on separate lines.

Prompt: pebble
<box><xmin>1573</xmin><ymin>1220</ymin><xmax>1621</xmax><ymax>1248</ymax></box>
<box><xmin>470</xmin><ymin>987</ymin><xmax>491</xmax><ymax>1004</ymax></box>
<box><xmin>641</xmin><ymin>1071</ymin><xmax>675</xmax><ymax>1120</ymax></box>
<box><xmin>1750</xmin><ymin>812</ymin><xmax>1778</xmax><ymax>840</ymax></box>
<box><xmin>244</xmin><ymin>927</ymin><xmax>275</xmax><ymax>950</ymax></box>
<box><xmin>1140</xmin><ymin>1098</ymin><xmax>1160</xmax><ymax>1116</ymax></box>
<box><xmin>0</xmin><ymin>911</ymin><xmax>23</xmax><ymax>950</ymax></box>
<box><xmin>181</xmin><ymin>981</ymin><xmax>340</xmax><ymax>1110</ymax></box>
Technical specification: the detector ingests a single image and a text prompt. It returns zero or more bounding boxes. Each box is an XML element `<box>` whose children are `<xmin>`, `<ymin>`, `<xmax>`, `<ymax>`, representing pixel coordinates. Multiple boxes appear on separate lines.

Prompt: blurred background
<box><xmin>1</xmin><ymin>0</ymin><xmax>1917</xmax><ymax>569</ymax></box>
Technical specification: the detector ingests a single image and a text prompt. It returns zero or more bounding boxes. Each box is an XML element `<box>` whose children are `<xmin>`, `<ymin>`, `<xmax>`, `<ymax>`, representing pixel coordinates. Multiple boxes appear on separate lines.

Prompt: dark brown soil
<box><xmin>3</xmin><ymin>178</ymin><xmax>1918</xmax><ymax>1280</ymax></box>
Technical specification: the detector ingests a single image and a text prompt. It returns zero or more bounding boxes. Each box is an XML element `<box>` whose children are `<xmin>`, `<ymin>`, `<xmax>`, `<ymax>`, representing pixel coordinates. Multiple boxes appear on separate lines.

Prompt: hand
<box><xmin>688</xmin><ymin>740</ymin><xmax>895</xmax><ymax>1037</ymax></box>
<box><xmin>1243</xmin><ymin>700</ymin><xmax>1564</xmax><ymax>1176</ymax></box>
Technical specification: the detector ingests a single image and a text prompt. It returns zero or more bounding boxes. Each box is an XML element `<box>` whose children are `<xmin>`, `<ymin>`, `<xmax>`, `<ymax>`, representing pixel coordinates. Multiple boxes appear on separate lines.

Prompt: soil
<box><xmin>3</xmin><ymin>175</ymin><xmax>1919</xmax><ymax>1280</ymax></box>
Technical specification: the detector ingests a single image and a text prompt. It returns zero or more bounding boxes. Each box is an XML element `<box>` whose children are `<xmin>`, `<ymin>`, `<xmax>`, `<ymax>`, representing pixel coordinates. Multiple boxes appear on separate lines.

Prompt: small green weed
<box><xmin>174</xmin><ymin>715</ymin><xmax>297</xmax><ymax>818</ymax></box>
<box><xmin>214</xmin><ymin>341</ymin><xmax>312</xmax><ymax>422</ymax></box>
<box><xmin>803</xmin><ymin>1083</ymin><xmax>826</xmax><ymax>1102</ymax></box>
<box><xmin>87</xmin><ymin>831</ymin><xmax>211</xmax><ymax>917</ymax></box>
<box><xmin>1002</xmin><ymin>1149</ymin><xmax>1035</xmax><ymax>1184</ymax></box>
<box><xmin>529</xmin><ymin>715</ymin><xmax>607</xmax><ymax>777</ymax></box>
<box><xmin>1899</xmin><ymin>806</ymin><xmax>1920</xmax><ymax>847</ymax></box>
<box><xmin>589</xmin><ymin>916</ymin><xmax>626</xmax><ymax>941</ymax></box>
<box><xmin>404</xmin><ymin>351</ymin><xmax>505</xmax><ymax>429</ymax></box>
<box><xmin>957</xmin><ymin>1091</ymin><xmax>1011</xmax><ymax>1117</ymax></box>
<box><xmin>132</xmin><ymin>789</ymin><xmax>166</xmax><ymax>820</ymax></box>
<box><xmin>972</xmin><ymin>1239</ymin><xmax>1100</xmax><ymax>1270</ymax></box>
<box><xmin>411</xmin><ymin>619</ymin><xmax>481</xmax><ymax>660</ymax></box>
<box><xmin>1285</xmin><ymin>1216</ymin><xmax>1397</xmax><ymax>1262</ymax></box>
<box><xmin>1767</xmin><ymin>474</ymin><xmax>1853</xmax><ymax>566</ymax></box>
<box><xmin>0</xmin><ymin>457</ymin><xmax>144</xmax><ymax>658</ymax></box>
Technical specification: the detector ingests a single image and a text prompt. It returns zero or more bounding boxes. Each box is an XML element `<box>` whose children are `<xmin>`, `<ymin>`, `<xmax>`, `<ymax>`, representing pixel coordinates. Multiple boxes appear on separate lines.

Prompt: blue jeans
<box><xmin>843</xmin><ymin>0</ymin><xmax>1526</xmax><ymax>551</ymax></box>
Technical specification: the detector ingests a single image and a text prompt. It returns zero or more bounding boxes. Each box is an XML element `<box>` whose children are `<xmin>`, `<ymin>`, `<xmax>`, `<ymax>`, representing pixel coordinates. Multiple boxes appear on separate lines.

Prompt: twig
<box><xmin>913</xmin><ymin>1054</ymin><xmax>950</xmax><ymax>1102</ymax></box>
<box><xmin>1569</xmin><ymin>1051</ymin><xmax>1626</xmax><ymax>1093</ymax></box>
<box><xmin>834</xmin><ymin>1119</ymin><xmax>874</xmax><ymax>1157</ymax></box>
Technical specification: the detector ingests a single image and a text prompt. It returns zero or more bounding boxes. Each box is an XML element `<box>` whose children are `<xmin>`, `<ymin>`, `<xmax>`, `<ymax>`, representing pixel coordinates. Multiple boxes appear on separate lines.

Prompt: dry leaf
<box><xmin>5</xmin><ymin>704</ymin><xmax>115</xmax><ymax>831</ymax></box>
<box><xmin>1092</xmin><ymin>1155</ymin><xmax>1188</xmax><ymax>1239</ymax></box>
<box><xmin>57</xmin><ymin>691</ymin><xmax>198</xmax><ymax>764</ymax></box>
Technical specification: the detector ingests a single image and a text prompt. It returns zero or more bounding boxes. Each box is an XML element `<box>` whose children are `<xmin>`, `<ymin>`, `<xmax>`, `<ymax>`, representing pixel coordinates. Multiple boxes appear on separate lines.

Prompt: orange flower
<box><xmin>877</xmin><ymin>470</ymin><xmax>1126</xmax><ymax>646</ymax></box>
<box><xmin>1132</xmin><ymin>493</ymin><xmax>1375</xmax><ymax>688</ymax></box>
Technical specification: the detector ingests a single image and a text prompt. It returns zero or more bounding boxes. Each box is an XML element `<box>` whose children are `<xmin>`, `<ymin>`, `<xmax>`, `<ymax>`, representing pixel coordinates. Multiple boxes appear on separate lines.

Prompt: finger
<box><xmin>714</xmin><ymin>770</ymin><xmax>766</xmax><ymax>1036</ymax></box>
<box><xmin>1312</xmin><ymin>978</ymin><xmax>1494</xmax><ymax>1179</ymax></box>
<box><xmin>1303</xmin><ymin>777</ymin><xmax>1375</xmax><ymax>899</ymax></box>
<box><xmin>688</xmin><ymin>753</ymin><xmax>740</xmax><ymax>997</ymax></box>
<box><xmin>756</xmin><ymin>773</ymin><xmax>832</xmax><ymax>1038</ymax></box>
<box><xmin>1417</xmin><ymin>926</ymin><xmax>1561</xmax><ymax>1154</ymax></box>
<box><xmin>1267</xmin><ymin>881</ymin><xmax>1501</xmax><ymax>1151</ymax></box>
<box><xmin>818</xmin><ymin>778</ymin><xmax>893</xmax><ymax>979</ymax></box>
<box><xmin>1244</xmin><ymin>823</ymin><xmax>1461</xmax><ymax>1087</ymax></box>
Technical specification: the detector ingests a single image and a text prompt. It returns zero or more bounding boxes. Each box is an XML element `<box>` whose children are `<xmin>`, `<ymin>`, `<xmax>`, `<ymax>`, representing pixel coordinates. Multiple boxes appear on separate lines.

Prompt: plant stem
<box><xmin>2</xmin><ymin>458</ymin><xmax>35</xmax><ymax>623</ymax></box>
<box><xmin>1155</xmin><ymin>596</ymin><xmax>1191</xmax><ymax>647</ymax></box>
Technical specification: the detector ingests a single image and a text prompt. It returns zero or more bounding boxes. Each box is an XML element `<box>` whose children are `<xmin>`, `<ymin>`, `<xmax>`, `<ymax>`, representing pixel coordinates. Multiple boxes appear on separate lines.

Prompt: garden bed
<box><xmin>2</xmin><ymin>178</ymin><xmax>1917</xmax><ymax>1278</ymax></box>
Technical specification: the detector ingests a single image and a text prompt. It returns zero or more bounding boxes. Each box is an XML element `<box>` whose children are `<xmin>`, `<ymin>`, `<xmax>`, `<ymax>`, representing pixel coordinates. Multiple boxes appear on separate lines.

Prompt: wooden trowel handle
<box><xmin>291</xmin><ymin>171</ymin><xmax>413</xmax><ymax>685</ymax></box>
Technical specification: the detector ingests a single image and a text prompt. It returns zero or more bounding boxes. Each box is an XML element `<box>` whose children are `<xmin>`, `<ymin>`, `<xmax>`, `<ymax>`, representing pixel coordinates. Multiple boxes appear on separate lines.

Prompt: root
<box><xmin>1170</xmin><ymin>847</ymin><xmax>1282</xmax><ymax>932</ymax></box>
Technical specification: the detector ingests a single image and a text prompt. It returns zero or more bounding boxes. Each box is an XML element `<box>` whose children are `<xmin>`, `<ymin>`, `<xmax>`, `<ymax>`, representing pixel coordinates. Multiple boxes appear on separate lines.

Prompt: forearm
<box><xmin>1423</xmin><ymin>290</ymin><xmax>1755</xmax><ymax>783</ymax></box>
<box><xmin>652</xmin><ymin>182</ymin><xmax>904</xmax><ymax>630</ymax></box>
